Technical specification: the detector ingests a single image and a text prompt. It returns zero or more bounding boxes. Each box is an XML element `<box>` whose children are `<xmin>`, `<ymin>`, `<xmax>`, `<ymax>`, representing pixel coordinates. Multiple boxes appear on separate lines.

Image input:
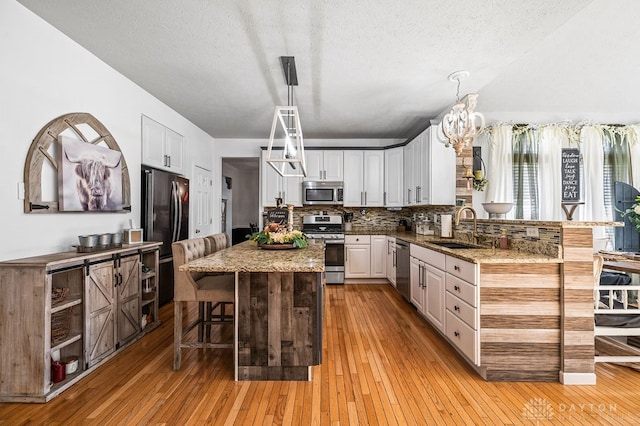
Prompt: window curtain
<box><xmin>537</xmin><ymin>126</ymin><xmax>566</xmax><ymax>220</ymax></box>
<box><xmin>580</xmin><ymin>125</ymin><xmax>605</xmax><ymax>237</ymax></box>
<box><xmin>512</xmin><ymin>127</ymin><xmax>538</xmax><ymax>220</ymax></box>
<box><xmin>627</xmin><ymin>125</ymin><xmax>640</xmax><ymax>189</ymax></box>
<box><xmin>485</xmin><ymin>124</ymin><xmax>513</xmax><ymax>209</ymax></box>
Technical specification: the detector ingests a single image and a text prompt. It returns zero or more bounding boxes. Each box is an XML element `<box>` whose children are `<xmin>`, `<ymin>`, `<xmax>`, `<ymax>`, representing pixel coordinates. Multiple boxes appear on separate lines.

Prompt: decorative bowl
<box><xmin>482</xmin><ymin>202</ymin><xmax>513</xmax><ymax>215</ymax></box>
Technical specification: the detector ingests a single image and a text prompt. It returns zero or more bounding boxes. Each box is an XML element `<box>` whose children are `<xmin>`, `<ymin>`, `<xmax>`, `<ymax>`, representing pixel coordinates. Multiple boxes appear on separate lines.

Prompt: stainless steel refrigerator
<box><xmin>141</xmin><ymin>166</ymin><xmax>189</xmax><ymax>305</ymax></box>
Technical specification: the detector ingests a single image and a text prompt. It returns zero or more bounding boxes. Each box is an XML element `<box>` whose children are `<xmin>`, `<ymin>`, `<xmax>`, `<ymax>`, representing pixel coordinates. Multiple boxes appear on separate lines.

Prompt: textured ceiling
<box><xmin>19</xmin><ymin>0</ymin><xmax>634</xmax><ymax>140</ymax></box>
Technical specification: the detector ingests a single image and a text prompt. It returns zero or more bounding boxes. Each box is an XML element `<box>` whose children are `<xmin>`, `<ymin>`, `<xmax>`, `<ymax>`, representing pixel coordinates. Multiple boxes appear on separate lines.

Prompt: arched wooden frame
<box><xmin>24</xmin><ymin>112</ymin><xmax>131</xmax><ymax>213</ymax></box>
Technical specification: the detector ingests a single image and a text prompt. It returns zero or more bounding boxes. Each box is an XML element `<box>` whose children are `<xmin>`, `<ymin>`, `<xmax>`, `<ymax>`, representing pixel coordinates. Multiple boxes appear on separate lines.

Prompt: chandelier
<box><xmin>265</xmin><ymin>56</ymin><xmax>307</xmax><ymax>177</ymax></box>
<box><xmin>440</xmin><ymin>71</ymin><xmax>485</xmax><ymax>156</ymax></box>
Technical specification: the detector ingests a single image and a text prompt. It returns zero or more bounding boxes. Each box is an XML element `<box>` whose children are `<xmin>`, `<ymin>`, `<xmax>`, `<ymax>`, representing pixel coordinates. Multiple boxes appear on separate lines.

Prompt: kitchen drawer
<box><xmin>345</xmin><ymin>235</ymin><xmax>370</xmax><ymax>245</ymax></box>
<box><xmin>446</xmin><ymin>310</ymin><xmax>478</xmax><ymax>365</ymax></box>
<box><xmin>411</xmin><ymin>244</ymin><xmax>445</xmax><ymax>270</ymax></box>
<box><xmin>445</xmin><ymin>256</ymin><xmax>477</xmax><ymax>283</ymax></box>
<box><xmin>446</xmin><ymin>292</ymin><xmax>476</xmax><ymax>329</ymax></box>
<box><xmin>446</xmin><ymin>274</ymin><xmax>476</xmax><ymax>307</ymax></box>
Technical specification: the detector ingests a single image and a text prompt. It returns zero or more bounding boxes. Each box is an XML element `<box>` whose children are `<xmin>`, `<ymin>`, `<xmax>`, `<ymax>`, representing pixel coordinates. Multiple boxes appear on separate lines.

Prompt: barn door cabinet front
<box><xmin>0</xmin><ymin>242</ymin><xmax>160</xmax><ymax>403</ymax></box>
<box><xmin>85</xmin><ymin>252</ymin><xmax>141</xmax><ymax>367</ymax></box>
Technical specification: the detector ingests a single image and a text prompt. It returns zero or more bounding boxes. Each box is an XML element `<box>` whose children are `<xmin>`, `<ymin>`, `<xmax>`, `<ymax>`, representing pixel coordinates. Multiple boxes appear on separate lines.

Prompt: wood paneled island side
<box><xmin>180</xmin><ymin>241</ymin><xmax>325</xmax><ymax>381</ymax></box>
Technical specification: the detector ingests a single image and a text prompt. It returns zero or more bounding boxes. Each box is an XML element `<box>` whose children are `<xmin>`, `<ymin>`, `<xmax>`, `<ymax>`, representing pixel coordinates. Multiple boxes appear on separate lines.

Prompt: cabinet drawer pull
<box><xmin>454</xmin><ymin>331</ymin><xmax>460</xmax><ymax>337</ymax></box>
<box><xmin>454</xmin><ymin>265</ymin><xmax>460</xmax><ymax>271</ymax></box>
<box><xmin>454</xmin><ymin>285</ymin><xmax>460</xmax><ymax>291</ymax></box>
<box><xmin>454</xmin><ymin>305</ymin><xmax>460</xmax><ymax>311</ymax></box>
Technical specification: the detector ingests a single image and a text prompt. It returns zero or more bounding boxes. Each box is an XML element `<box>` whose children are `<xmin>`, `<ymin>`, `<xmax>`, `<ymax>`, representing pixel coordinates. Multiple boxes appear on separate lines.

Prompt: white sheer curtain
<box><xmin>485</xmin><ymin>124</ymin><xmax>513</xmax><ymax>210</ymax></box>
<box><xmin>628</xmin><ymin>125</ymin><xmax>640</xmax><ymax>189</ymax></box>
<box><xmin>580</xmin><ymin>125</ymin><xmax>605</xmax><ymax>238</ymax></box>
<box><xmin>537</xmin><ymin>126</ymin><xmax>566</xmax><ymax>220</ymax></box>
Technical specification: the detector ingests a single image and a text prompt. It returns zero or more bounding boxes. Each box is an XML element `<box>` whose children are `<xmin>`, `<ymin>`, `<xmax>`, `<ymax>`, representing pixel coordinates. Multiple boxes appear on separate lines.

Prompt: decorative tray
<box><xmin>257</xmin><ymin>243</ymin><xmax>296</xmax><ymax>250</ymax></box>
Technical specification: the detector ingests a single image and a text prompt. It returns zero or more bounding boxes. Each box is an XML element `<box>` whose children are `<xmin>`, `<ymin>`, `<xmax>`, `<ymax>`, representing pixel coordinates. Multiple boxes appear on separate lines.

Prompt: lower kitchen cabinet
<box><xmin>345</xmin><ymin>235</ymin><xmax>371</xmax><ymax>279</ymax></box>
<box><xmin>385</xmin><ymin>237</ymin><xmax>396</xmax><ymax>286</ymax></box>
<box><xmin>0</xmin><ymin>242</ymin><xmax>161</xmax><ymax>402</ymax></box>
<box><xmin>345</xmin><ymin>235</ymin><xmax>387</xmax><ymax>280</ymax></box>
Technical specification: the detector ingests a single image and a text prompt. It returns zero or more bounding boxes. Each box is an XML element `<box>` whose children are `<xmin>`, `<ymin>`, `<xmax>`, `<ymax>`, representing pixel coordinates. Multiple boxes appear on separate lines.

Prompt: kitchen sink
<box><xmin>429</xmin><ymin>241</ymin><xmax>478</xmax><ymax>249</ymax></box>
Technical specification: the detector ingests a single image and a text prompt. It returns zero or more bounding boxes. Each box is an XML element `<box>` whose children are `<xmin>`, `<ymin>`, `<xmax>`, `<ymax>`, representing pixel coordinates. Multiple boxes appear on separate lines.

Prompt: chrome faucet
<box><xmin>454</xmin><ymin>206</ymin><xmax>478</xmax><ymax>244</ymax></box>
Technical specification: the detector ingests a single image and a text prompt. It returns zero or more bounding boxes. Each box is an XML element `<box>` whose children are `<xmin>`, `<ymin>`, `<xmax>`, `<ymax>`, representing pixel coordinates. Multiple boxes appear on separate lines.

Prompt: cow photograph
<box><xmin>58</xmin><ymin>136</ymin><xmax>123</xmax><ymax>211</ymax></box>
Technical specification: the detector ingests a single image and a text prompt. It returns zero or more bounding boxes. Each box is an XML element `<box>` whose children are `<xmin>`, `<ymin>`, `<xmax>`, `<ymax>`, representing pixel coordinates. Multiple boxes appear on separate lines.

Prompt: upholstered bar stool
<box><xmin>172</xmin><ymin>236</ymin><xmax>234</xmax><ymax>370</ymax></box>
<box><xmin>203</xmin><ymin>233</ymin><xmax>234</xmax><ymax>336</ymax></box>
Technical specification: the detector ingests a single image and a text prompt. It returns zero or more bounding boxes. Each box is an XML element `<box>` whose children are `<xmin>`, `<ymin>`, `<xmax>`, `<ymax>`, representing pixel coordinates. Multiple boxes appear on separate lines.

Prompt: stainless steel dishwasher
<box><xmin>395</xmin><ymin>240</ymin><xmax>410</xmax><ymax>301</ymax></box>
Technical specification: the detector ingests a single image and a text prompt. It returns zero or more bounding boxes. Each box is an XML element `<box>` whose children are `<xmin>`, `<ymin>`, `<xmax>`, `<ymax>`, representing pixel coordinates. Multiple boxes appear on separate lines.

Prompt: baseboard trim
<box><xmin>559</xmin><ymin>371</ymin><xmax>596</xmax><ymax>385</ymax></box>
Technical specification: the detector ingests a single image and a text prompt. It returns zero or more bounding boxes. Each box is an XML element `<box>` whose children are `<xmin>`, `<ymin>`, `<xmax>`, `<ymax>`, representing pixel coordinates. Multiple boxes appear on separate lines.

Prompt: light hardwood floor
<box><xmin>2</xmin><ymin>284</ymin><xmax>640</xmax><ymax>425</ymax></box>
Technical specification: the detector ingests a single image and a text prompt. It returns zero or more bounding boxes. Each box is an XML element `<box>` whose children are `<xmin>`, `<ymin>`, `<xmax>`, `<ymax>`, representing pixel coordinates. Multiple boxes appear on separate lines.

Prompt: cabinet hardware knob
<box><xmin>454</xmin><ymin>331</ymin><xmax>460</xmax><ymax>337</ymax></box>
<box><xmin>454</xmin><ymin>305</ymin><xmax>460</xmax><ymax>311</ymax></box>
<box><xmin>454</xmin><ymin>285</ymin><xmax>460</xmax><ymax>291</ymax></box>
<box><xmin>454</xmin><ymin>265</ymin><xmax>460</xmax><ymax>271</ymax></box>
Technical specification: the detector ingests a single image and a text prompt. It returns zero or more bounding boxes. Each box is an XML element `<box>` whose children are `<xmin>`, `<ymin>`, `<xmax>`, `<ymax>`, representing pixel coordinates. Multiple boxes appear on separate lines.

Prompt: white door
<box><xmin>303</xmin><ymin>150</ymin><xmax>324</xmax><ymax>181</ymax></box>
<box><xmin>345</xmin><ymin>244</ymin><xmax>370</xmax><ymax>279</ymax></box>
<box><xmin>343</xmin><ymin>151</ymin><xmax>364</xmax><ymax>206</ymax></box>
<box><xmin>403</xmin><ymin>142</ymin><xmax>415</xmax><ymax>206</ymax></box>
<box><xmin>386</xmin><ymin>238</ymin><xmax>396</xmax><ymax>286</ymax></box>
<box><xmin>141</xmin><ymin>115</ymin><xmax>166</xmax><ymax>170</ymax></box>
<box><xmin>384</xmin><ymin>147</ymin><xmax>403</xmax><ymax>207</ymax></box>
<box><xmin>262</xmin><ymin>152</ymin><xmax>281</xmax><ymax>207</ymax></box>
<box><xmin>192</xmin><ymin>165</ymin><xmax>214</xmax><ymax>236</ymax></box>
<box><xmin>165</xmin><ymin>128</ymin><xmax>185</xmax><ymax>174</ymax></box>
<box><xmin>370</xmin><ymin>235</ymin><xmax>387</xmax><ymax>278</ymax></box>
<box><xmin>425</xmin><ymin>265</ymin><xmax>445</xmax><ymax>331</ymax></box>
<box><xmin>363</xmin><ymin>151</ymin><xmax>385</xmax><ymax>206</ymax></box>
<box><xmin>324</xmin><ymin>150</ymin><xmax>344</xmax><ymax>181</ymax></box>
<box><xmin>410</xmin><ymin>257</ymin><xmax>424</xmax><ymax>312</ymax></box>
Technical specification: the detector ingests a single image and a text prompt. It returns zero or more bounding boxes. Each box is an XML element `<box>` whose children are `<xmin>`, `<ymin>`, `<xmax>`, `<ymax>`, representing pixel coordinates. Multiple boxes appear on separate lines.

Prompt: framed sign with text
<box><xmin>561</xmin><ymin>148</ymin><xmax>580</xmax><ymax>202</ymax></box>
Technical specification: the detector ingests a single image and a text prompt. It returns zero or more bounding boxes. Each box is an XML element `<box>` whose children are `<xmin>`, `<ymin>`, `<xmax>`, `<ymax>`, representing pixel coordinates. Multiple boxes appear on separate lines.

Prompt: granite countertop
<box><xmin>180</xmin><ymin>240</ymin><xmax>325</xmax><ymax>273</ymax></box>
<box><xmin>346</xmin><ymin>229</ymin><xmax>561</xmax><ymax>264</ymax></box>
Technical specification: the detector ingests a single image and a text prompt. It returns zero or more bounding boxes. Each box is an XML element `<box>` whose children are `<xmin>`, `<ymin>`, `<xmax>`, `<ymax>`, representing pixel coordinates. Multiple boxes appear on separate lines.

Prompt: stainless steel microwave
<box><xmin>302</xmin><ymin>181</ymin><xmax>344</xmax><ymax>205</ymax></box>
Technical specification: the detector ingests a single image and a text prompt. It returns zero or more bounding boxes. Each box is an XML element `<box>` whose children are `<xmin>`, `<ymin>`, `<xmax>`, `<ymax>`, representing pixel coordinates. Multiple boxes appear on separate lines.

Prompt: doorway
<box><xmin>221</xmin><ymin>158</ymin><xmax>260</xmax><ymax>245</ymax></box>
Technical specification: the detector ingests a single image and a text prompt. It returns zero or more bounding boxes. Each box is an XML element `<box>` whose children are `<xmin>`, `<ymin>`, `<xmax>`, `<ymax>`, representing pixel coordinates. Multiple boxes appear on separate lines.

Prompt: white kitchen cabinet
<box><xmin>385</xmin><ymin>237</ymin><xmax>396</xmax><ymax>286</ymax></box>
<box><xmin>410</xmin><ymin>244</ymin><xmax>446</xmax><ymax>332</ymax></box>
<box><xmin>424</xmin><ymin>264</ymin><xmax>445</xmax><ymax>332</ymax></box>
<box><xmin>410</xmin><ymin>256</ymin><xmax>424</xmax><ymax>312</ymax></box>
<box><xmin>444</xmin><ymin>255</ymin><xmax>479</xmax><ymax>364</ymax></box>
<box><xmin>404</xmin><ymin>123</ymin><xmax>456</xmax><ymax>206</ymax></box>
<box><xmin>403</xmin><ymin>140</ymin><xmax>416</xmax><ymax>205</ymax></box>
<box><xmin>345</xmin><ymin>235</ymin><xmax>371</xmax><ymax>279</ymax></box>
<box><xmin>261</xmin><ymin>151</ymin><xmax>302</xmax><ymax>207</ymax></box>
<box><xmin>141</xmin><ymin>115</ymin><xmax>184</xmax><ymax>174</ymax></box>
<box><xmin>304</xmin><ymin>150</ymin><xmax>343</xmax><ymax>181</ymax></box>
<box><xmin>343</xmin><ymin>150</ymin><xmax>384</xmax><ymax>207</ymax></box>
<box><xmin>384</xmin><ymin>147</ymin><xmax>403</xmax><ymax>207</ymax></box>
<box><xmin>370</xmin><ymin>235</ymin><xmax>387</xmax><ymax>278</ymax></box>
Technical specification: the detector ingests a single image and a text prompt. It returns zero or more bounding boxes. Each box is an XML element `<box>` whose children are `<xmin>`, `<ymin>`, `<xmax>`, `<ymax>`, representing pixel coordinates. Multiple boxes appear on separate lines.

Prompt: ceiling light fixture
<box><xmin>440</xmin><ymin>70</ymin><xmax>485</xmax><ymax>156</ymax></box>
<box><xmin>266</xmin><ymin>56</ymin><xmax>307</xmax><ymax>177</ymax></box>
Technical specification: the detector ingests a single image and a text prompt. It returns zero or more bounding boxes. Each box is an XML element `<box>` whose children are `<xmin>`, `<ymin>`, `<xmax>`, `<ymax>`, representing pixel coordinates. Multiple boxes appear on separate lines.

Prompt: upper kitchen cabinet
<box><xmin>141</xmin><ymin>115</ymin><xmax>185</xmax><ymax>174</ymax></box>
<box><xmin>384</xmin><ymin>147</ymin><xmax>403</xmax><ymax>207</ymax></box>
<box><xmin>343</xmin><ymin>150</ymin><xmax>384</xmax><ymax>207</ymax></box>
<box><xmin>261</xmin><ymin>151</ymin><xmax>303</xmax><ymax>207</ymax></box>
<box><xmin>404</xmin><ymin>123</ymin><xmax>455</xmax><ymax>206</ymax></box>
<box><xmin>304</xmin><ymin>150</ymin><xmax>344</xmax><ymax>182</ymax></box>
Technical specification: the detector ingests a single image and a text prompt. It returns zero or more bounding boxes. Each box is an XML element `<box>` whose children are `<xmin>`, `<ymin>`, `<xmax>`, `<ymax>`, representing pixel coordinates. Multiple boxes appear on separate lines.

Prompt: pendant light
<box><xmin>266</xmin><ymin>56</ymin><xmax>307</xmax><ymax>177</ymax></box>
<box><xmin>440</xmin><ymin>71</ymin><xmax>485</xmax><ymax>156</ymax></box>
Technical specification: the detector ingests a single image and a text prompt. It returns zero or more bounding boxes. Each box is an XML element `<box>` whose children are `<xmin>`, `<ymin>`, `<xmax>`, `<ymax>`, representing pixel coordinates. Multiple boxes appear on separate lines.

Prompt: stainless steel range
<box><xmin>303</xmin><ymin>215</ymin><xmax>345</xmax><ymax>284</ymax></box>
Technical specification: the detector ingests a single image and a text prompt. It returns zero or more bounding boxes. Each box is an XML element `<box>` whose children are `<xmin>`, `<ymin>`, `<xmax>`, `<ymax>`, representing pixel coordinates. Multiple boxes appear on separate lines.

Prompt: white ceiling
<box><xmin>17</xmin><ymin>0</ymin><xmax>640</xmax><ymax>140</ymax></box>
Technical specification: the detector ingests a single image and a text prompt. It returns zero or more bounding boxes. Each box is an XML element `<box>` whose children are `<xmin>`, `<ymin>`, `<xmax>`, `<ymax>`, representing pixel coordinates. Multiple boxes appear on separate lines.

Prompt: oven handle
<box><xmin>324</xmin><ymin>239</ymin><xmax>345</xmax><ymax>244</ymax></box>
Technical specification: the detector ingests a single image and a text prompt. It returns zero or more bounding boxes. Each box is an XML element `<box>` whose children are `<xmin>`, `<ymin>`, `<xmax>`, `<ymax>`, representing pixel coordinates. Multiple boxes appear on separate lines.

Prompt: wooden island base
<box><xmin>236</xmin><ymin>271</ymin><xmax>323</xmax><ymax>381</ymax></box>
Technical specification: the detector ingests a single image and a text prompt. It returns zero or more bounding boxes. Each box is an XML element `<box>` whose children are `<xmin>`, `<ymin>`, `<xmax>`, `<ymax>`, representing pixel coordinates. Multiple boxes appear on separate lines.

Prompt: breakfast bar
<box><xmin>181</xmin><ymin>240</ymin><xmax>325</xmax><ymax>380</ymax></box>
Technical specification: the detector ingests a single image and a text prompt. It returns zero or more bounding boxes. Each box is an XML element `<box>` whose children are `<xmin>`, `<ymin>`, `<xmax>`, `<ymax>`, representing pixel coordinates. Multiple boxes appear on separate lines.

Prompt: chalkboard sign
<box><xmin>265</xmin><ymin>208</ymin><xmax>288</xmax><ymax>225</ymax></box>
<box><xmin>561</xmin><ymin>148</ymin><xmax>580</xmax><ymax>201</ymax></box>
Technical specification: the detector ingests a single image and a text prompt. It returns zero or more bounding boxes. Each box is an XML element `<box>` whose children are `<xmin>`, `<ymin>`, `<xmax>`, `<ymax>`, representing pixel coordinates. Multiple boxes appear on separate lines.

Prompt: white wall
<box><xmin>221</xmin><ymin>161</ymin><xmax>259</xmax><ymax>229</ymax></box>
<box><xmin>0</xmin><ymin>2</ymin><xmax>213</xmax><ymax>261</ymax></box>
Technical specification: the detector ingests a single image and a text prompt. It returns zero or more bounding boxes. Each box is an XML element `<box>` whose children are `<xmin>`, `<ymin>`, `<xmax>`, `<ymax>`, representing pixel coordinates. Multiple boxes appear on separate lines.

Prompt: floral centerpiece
<box><xmin>620</xmin><ymin>195</ymin><xmax>640</xmax><ymax>233</ymax></box>
<box><xmin>249</xmin><ymin>223</ymin><xmax>308</xmax><ymax>249</ymax></box>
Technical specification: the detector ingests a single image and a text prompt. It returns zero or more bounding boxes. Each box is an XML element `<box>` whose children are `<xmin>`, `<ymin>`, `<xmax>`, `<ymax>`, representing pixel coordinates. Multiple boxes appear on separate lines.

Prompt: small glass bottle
<box><xmin>499</xmin><ymin>229</ymin><xmax>509</xmax><ymax>249</ymax></box>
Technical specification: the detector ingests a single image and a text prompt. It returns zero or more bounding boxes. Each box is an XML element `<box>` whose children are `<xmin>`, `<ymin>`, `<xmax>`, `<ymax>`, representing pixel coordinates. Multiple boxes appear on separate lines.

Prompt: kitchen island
<box><xmin>181</xmin><ymin>240</ymin><xmax>325</xmax><ymax>380</ymax></box>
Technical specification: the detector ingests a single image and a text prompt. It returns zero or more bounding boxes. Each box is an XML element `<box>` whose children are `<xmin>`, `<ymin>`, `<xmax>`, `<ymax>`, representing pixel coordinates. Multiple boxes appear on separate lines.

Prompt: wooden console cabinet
<box><xmin>0</xmin><ymin>242</ymin><xmax>161</xmax><ymax>402</ymax></box>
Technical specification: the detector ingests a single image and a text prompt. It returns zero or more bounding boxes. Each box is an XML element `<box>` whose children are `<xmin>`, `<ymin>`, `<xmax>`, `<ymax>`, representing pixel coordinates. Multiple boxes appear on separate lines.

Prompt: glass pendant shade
<box><xmin>266</xmin><ymin>105</ymin><xmax>307</xmax><ymax>177</ymax></box>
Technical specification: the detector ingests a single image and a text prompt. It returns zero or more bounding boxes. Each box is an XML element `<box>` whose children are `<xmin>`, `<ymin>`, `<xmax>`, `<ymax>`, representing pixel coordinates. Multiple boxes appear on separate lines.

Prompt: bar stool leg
<box><xmin>173</xmin><ymin>301</ymin><xmax>182</xmax><ymax>370</ymax></box>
